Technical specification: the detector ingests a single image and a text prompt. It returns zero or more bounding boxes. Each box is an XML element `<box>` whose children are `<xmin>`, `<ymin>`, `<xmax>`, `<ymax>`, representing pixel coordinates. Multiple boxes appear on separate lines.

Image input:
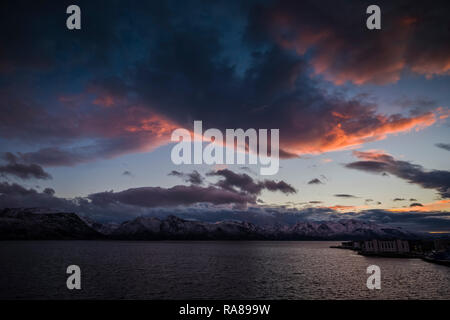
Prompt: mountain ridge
<box><xmin>0</xmin><ymin>208</ymin><xmax>103</xmax><ymax>240</ymax></box>
<box><xmin>0</xmin><ymin>208</ymin><xmax>424</xmax><ymax>240</ymax></box>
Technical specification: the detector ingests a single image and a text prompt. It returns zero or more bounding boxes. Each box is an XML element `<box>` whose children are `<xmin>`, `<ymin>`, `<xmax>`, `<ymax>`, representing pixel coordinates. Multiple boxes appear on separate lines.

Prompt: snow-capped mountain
<box><xmin>271</xmin><ymin>219</ymin><xmax>418</xmax><ymax>240</ymax></box>
<box><xmin>111</xmin><ymin>215</ymin><xmax>266</xmax><ymax>240</ymax></box>
<box><xmin>110</xmin><ymin>215</ymin><xmax>419</xmax><ymax>240</ymax></box>
<box><xmin>0</xmin><ymin>208</ymin><xmax>420</xmax><ymax>240</ymax></box>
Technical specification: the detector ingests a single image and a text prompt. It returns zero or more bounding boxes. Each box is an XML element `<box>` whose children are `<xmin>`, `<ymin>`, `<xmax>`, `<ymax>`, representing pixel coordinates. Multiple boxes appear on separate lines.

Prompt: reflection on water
<box><xmin>0</xmin><ymin>241</ymin><xmax>448</xmax><ymax>299</ymax></box>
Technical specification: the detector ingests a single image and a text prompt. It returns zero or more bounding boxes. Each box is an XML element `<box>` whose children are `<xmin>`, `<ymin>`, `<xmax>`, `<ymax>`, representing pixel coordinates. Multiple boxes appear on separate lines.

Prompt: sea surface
<box><xmin>0</xmin><ymin>241</ymin><xmax>448</xmax><ymax>299</ymax></box>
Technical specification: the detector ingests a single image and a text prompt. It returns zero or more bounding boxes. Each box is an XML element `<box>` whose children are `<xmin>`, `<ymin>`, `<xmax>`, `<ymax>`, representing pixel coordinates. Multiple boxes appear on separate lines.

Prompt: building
<box><xmin>360</xmin><ymin>239</ymin><xmax>410</xmax><ymax>254</ymax></box>
<box><xmin>434</xmin><ymin>239</ymin><xmax>450</xmax><ymax>252</ymax></box>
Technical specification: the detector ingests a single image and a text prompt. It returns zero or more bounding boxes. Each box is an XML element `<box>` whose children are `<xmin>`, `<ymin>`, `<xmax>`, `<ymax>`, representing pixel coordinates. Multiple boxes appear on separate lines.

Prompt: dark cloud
<box><xmin>207</xmin><ymin>169</ymin><xmax>296</xmax><ymax>195</ymax></box>
<box><xmin>393</xmin><ymin>198</ymin><xmax>405</xmax><ymax>202</ymax></box>
<box><xmin>255</xmin><ymin>0</ymin><xmax>450</xmax><ymax>84</ymax></box>
<box><xmin>131</xmin><ymin>36</ymin><xmax>437</xmax><ymax>158</ymax></box>
<box><xmin>346</xmin><ymin>151</ymin><xmax>450</xmax><ymax>198</ymax></box>
<box><xmin>309</xmin><ymin>201</ymin><xmax>322</xmax><ymax>204</ymax></box>
<box><xmin>88</xmin><ymin>185</ymin><xmax>256</xmax><ymax>208</ymax></box>
<box><xmin>122</xmin><ymin>171</ymin><xmax>132</xmax><ymax>176</ymax></box>
<box><xmin>168</xmin><ymin>171</ymin><xmax>183</xmax><ymax>178</ymax></box>
<box><xmin>11</xmin><ymin>114</ymin><xmax>176</xmax><ymax>167</ymax></box>
<box><xmin>0</xmin><ymin>152</ymin><xmax>51</xmax><ymax>180</ymax></box>
<box><xmin>307</xmin><ymin>178</ymin><xmax>323</xmax><ymax>185</ymax></box>
<box><xmin>169</xmin><ymin>170</ymin><xmax>204</xmax><ymax>185</ymax></box>
<box><xmin>410</xmin><ymin>198</ymin><xmax>418</xmax><ymax>201</ymax></box>
<box><xmin>262</xmin><ymin>180</ymin><xmax>297</xmax><ymax>194</ymax></box>
<box><xmin>436</xmin><ymin>143</ymin><xmax>450</xmax><ymax>151</ymax></box>
<box><xmin>43</xmin><ymin>188</ymin><xmax>55</xmax><ymax>196</ymax></box>
<box><xmin>0</xmin><ymin>181</ymin><xmax>68</xmax><ymax>209</ymax></box>
<box><xmin>352</xmin><ymin>209</ymin><xmax>450</xmax><ymax>232</ymax></box>
<box><xmin>0</xmin><ymin>181</ymin><xmax>38</xmax><ymax>196</ymax></box>
<box><xmin>410</xmin><ymin>202</ymin><xmax>424</xmax><ymax>207</ymax></box>
<box><xmin>0</xmin><ymin>0</ymin><xmax>442</xmax><ymax>166</ymax></box>
<box><xmin>334</xmin><ymin>194</ymin><xmax>357</xmax><ymax>198</ymax></box>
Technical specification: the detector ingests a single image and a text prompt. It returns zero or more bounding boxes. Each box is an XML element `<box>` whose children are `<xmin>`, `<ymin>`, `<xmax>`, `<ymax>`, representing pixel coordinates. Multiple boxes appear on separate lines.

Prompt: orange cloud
<box><xmin>389</xmin><ymin>200</ymin><xmax>450</xmax><ymax>212</ymax></box>
<box><xmin>267</xmin><ymin>7</ymin><xmax>450</xmax><ymax>85</ymax></box>
<box><xmin>437</xmin><ymin>107</ymin><xmax>450</xmax><ymax>120</ymax></box>
<box><xmin>328</xmin><ymin>205</ymin><xmax>369</xmax><ymax>212</ymax></box>
<box><xmin>281</xmin><ymin>110</ymin><xmax>436</xmax><ymax>155</ymax></box>
<box><xmin>93</xmin><ymin>95</ymin><xmax>115</xmax><ymax>107</ymax></box>
<box><xmin>329</xmin><ymin>205</ymin><xmax>355</xmax><ymax>211</ymax></box>
<box><xmin>409</xmin><ymin>55</ymin><xmax>450</xmax><ymax>79</ymax></box>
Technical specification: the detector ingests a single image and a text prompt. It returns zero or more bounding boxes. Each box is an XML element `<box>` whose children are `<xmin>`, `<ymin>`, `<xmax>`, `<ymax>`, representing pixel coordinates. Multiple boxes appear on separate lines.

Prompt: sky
<box><xmin>0</xmin><ymin>0</ymin><xmax>449</xmax><ymax>232</ymax></box>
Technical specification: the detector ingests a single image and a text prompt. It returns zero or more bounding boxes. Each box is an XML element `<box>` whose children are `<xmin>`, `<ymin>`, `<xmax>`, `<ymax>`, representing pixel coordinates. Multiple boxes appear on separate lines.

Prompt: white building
<box><xmin>361</xmin><ymin>239</ymin><xmax>410</xmax><ymax>254</ymax></box>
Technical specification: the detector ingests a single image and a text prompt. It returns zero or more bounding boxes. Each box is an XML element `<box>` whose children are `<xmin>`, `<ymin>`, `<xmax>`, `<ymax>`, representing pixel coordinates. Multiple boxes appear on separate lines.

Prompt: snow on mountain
<box><xmin>111</xmin><ymin>215</ymin><xmax>266</xmax><ymax>240</ymax></box>
<box><xmin>0</xmin><ymin>208</ymin><xmax>420</xmax><ymax>240</ymax></box>
<box><xmin>110</xmin><ymin>215</ymin><xmax>419</xmax><ymax>240</ymax></box>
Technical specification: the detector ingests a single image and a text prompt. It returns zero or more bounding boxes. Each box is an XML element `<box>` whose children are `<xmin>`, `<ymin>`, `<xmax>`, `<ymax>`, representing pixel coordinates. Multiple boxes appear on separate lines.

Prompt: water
<box><xmin>0</xmin><ymin>241</ymin><xmax>448</xmax><ymax>299</ymax></box>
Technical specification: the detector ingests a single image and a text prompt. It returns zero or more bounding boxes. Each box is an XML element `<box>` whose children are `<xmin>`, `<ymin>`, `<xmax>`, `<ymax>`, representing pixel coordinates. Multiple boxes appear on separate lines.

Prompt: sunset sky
<box><xmin>0</xmin><ymin>0</ymin><xmax>449</xmax><ymax>232</ymax></box>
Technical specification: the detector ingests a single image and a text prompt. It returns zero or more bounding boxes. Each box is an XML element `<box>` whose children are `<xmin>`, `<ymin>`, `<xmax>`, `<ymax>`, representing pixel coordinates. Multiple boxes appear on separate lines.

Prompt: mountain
<box><xmin>272</xmin><ymin>219</ymin><xmax>419</xmax><ymax>240</ymax></box>
<box><xmin>0</xmin><ymin>208</ymin><xmax>103</xmax><ymax>240</ymax></box>
<box><xmin>0</xmin><ymin>208</ymin><xmax>420</xmax><ymax>240</ymax></box>
<box><xmin>110</xmin><ymin>215</ymin><xmax>420</xmax><ymax>240</ymax></box>
<box><xmin>111</xmin><ymin>215</ymin><xmax>265</xmax><ymax>240</ymax></box>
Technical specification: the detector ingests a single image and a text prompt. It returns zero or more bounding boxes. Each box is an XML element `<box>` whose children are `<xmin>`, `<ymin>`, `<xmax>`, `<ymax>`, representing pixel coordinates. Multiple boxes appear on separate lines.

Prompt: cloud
<box><xmin>207</xmin><ymin>169</ymin><xmax>296</xmax><ymax>195</ymax></box>
<box><xmin>0</xmin><ymin>84</ymin><xmax>178</xmax><ymax>167</ymax></box>
<box><xmin>334</xmin><ymin>194</ymin><xmax>357</xmax><ymax>198</ymax></box>
<box><xmin>0</xmin><ymin>153</ymin><xmax>51</xmax><ymax>180</ymax></box>
<box><xmin>169</xmin><ymin>170</ymin><xmax>204</xmax><ymax>185</ymax></box>
<box><xmin>257</xmin><ymin>0</ymin><xmax>450</xmax><ymax>85</ymax></box>
<box><xmin>122</xmin><ymin>171</ymin><xmax>132</xmax><ymax>176</ymax></box>
<box><xmin>0</xmin><ymin>181</ymin><xmax>39</xmax><ymax>196</ymax></box>
<box><xmin>436</xmin><ymin>143</ymin><xmax>450</xmax><ymax>151</ymax></box>
<box><xmin>89</xmin><ymin>167</ymin><xmax>298</xmax><ymax>209</ymax></box>
<box><xmin>329</xmin><ymin>205</ymin><xmax>357</xmax><ymax>211</ymax></box>
<box><xmin>0</xmin><ymin>181</ymin><xmax>69</xmax><ymax>209</ymax></box>
<box><xmin>393</xmin><ymin>198</ymin><xmax>406</xmax><ymax>202</ymax></box>
<box><xmin>389</xmin><ymin>199</ymin><xmax>450</xmax><ymax>212</ymax></box>
<box><xmin>0</xmin><ymin>167</ymin><xmax>297</xmax><ymax>216</ymax></box>
<box><xmin>307</xmin><ymin>178</ymin><xmax>323</xmax><ymax>185</ymax></box>
<box><xmin>345</xmin><ymin>151</ymin><xmax>450</xmax><ymax>198</ymax></box>
<box><xmin>43</xmin><ymin>188</ymin><xmax>55</xmax><ymax>196</ymax></box>
<box><xmin>0</xmin><ymin>1</ymin><xmax>444</xmax><ymax>167</ymax></box>
<box><xmin>353</xmin><ymin>209</ymin><xmax>450</xmax><ymax>232</ymax></box>
<box><xmin>410</xmin><ymin>202</ymin><xmax>424</xmax><ymax>207</ymax></box>
<box><xmin>88</xmin><ymin>185</ymin><xmax>257</xmax><ymax>208</ymax></box>
<box><xmin>10</xmin><ymin>108</ymin><xmax>179</xmax><ymax>167</ymax></box>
